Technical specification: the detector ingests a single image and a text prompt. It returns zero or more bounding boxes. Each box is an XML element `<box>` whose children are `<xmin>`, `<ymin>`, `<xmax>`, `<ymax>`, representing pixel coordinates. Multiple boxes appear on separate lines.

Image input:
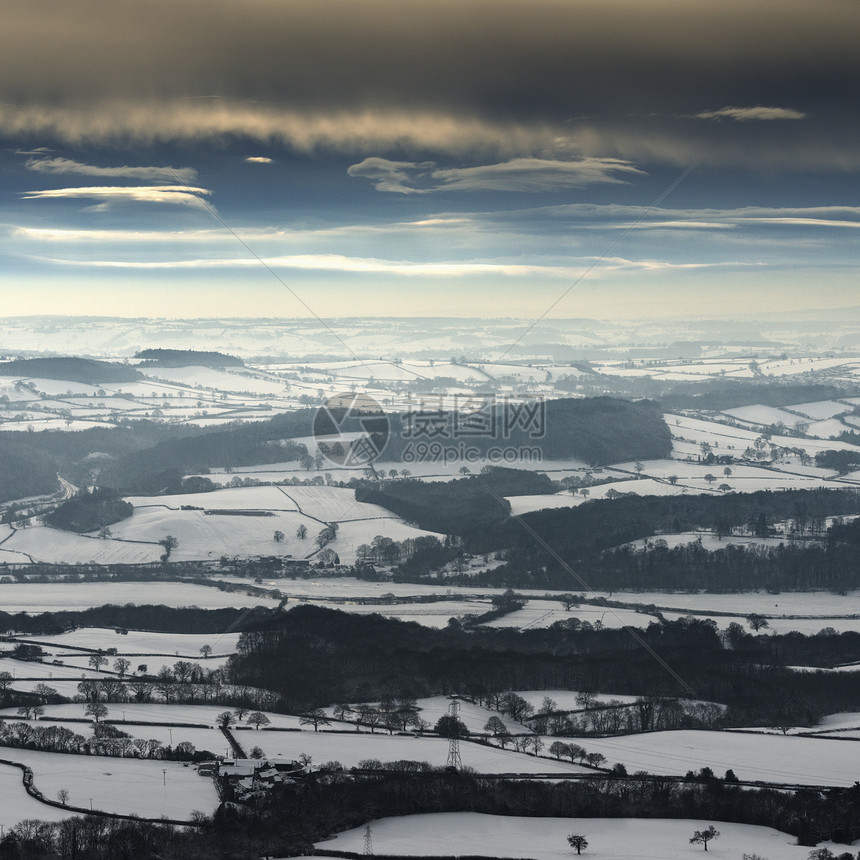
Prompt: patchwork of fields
<box><xmin>3</xmin><ymin>349</ymin><xmax>860</xmax><ymax>844</ymax></box>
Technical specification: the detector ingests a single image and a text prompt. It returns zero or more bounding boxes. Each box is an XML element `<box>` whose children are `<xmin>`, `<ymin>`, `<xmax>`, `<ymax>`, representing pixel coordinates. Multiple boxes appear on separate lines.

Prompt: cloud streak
<box><xmin>25</xmin><ymin>157</ymin><xmax>198</xmax><ymax>183</ymax></box>
<box><xmin>694</xmin><ymin>106</ymin><xmax>806</xmax><ymax>122</ymax></box>
<box><xmin>348</xmin><ymin>157</ymin><xmax>645</xmax><ymax>193</ymax></box>
<box><xmin>30</xmin><ymin>251</ymin><xmax>753</xmax><ymax>277</ymax></box>
<box><xmin>20</xmin><ymin>185</ymin><xmax>212</xmax><ymax>208</ymax></box>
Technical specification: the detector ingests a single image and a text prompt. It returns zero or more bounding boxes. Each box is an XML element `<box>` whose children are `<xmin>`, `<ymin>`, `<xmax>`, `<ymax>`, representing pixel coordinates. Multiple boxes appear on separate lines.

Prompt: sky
<box><xmin>1</xmin><ymin>0</ymin><xmax>858</xmax><ymax>321</ymax></box>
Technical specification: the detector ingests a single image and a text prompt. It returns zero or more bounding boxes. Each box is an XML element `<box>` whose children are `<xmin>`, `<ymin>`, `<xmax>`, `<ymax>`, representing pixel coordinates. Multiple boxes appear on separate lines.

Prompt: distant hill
<box><xmin>381</xmin><ymin>397</ymin><xmax>671</xmax><ymax>466</ymax></box>
<box><xmin>659</xmin><ymin>382</ymin><xmax>859</xmax><ymax>413</ymax></box>
<box><xmin>0</xmin><ymin>437</ymin><xmax>59</xmax><ymax>503</ymax></box>
<box><xmin>97</xmin><ymin>410</ymin><xmax>315</xmax><ymax>493</ymax></box>
<box><xmin>0</xmin><ymin>357</ymin><xmax>142</xmax><ymax>384</ymax></box>
<box><xmin>134</xmin><ymin>349</ymin><xmax>244</xmax><ymax>368</ymax></box>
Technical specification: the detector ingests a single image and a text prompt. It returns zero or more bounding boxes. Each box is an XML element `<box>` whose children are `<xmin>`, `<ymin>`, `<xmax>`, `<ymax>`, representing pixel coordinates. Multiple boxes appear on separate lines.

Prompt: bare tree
<box><xmin>248</xmin><ymin>711</ymin><xmax>271</xmax><ymax>730</ymax></box>
<box><xmin>746</xmin><ymin>613</ymin><xmax>769</xmax><ymax>632</ymax></box>
<box><xmin>567</xmin><ymin>834</ymin><xmax>589</xmax><ymax>855</ymax></box>
<box><xmin>88</xmin><ymin>654</ymin><xmax>108</xmax><ymax>672</ymax></box>
<box><xmin>484</xmin><ymin>716</ymin><xmax>507</xmax><ymax>736</ymax></box>
<box><xmin>689</xmin><ymin>826</ymin><xmax>720</xmax><ymax>851</ymax></box>
<box><xmin>85</xmin><ymin>702</ymin><xmax>109</xmax><ymax>723</ymax></box>
<box><xmin>299</xmin><ymin>709</ymin><xmax>332</xmax><ymax>732</ymax></box>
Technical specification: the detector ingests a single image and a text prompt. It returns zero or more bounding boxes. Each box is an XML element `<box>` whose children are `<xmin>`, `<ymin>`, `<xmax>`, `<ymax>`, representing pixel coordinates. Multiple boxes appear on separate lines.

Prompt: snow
<box><xmin>242</xmin><ymin>731</ymin><xmax>589</xmax><ymax>775</ymax></box>
<box><xmin>1</xmin><ymin>702</ymin><xmax>278</xmax><ymax>727</ymax></box>
<box><xmin>138</xmin><ymin>365</ymin><xmax>287</xmax><ymax>395</ymax></box>
<box><xmin>481</xmin><ymin>601</ymin><xmax>654</xmax><ymax>631</ymax></box>
<box><xmin>298</xmin><ymin>598</ymin><xmax>480</xmax><ymax>628</ymax></box>
<box><xmin>805</xmin><ymin>418</ymin><xmax>852</xmax><ymax>439</ymax></box>
<box><xmin>316</xmin><ymin>812</ymin><xmax>842</xmax><ymax>859</ymax></box>
<box><xmin>506</xmin><ymin>494</ymin><xmax>581</xmax><ymax>515</ymax></box>
<box><xmin>598</xmin><ymin>589</ymin><xmax>860</xmax><ymax>618</ymax></box>
<box><xmin>723</xmin><ymin>404</ymin><xmax>810</xmax><ymax>428</ymax></box>
<box><xmin>0</xmin><ymin>581</ymin><xmax>280</xmax><ymax>613</ymax></box>
<box><xmin>0</xmin><ymin>748</ymin><xmax>219</xmax><ymax>819</ymax></box>
<box><xmin>622</xmin><ymin>531</ymin><xmax>790</xmax><ymax>552</ymax></box>
<box><xmin>0</xmin><ymin>656</ymin><xmax>101</xmax><ymax>683</ymax></box>
<box><xmin>511</xmin><ymin>689</ymin><xmax>641</xmax><ymax>711</ymax></box>
<box><xmin>0</xmin><ymin>718</ymin><xmax>227</xmax><ymax>760</ymax></box>
<box><xmin>125</xmin><ymin>485</ymin><xmax>301</xmax><ymax>511</ymax></box>
<box><xmin>332</xmin><ymin>519</ymin><xmax>443</xmax><ymax>565</ymax></box>
<box><xmin>790</xmin><ymin>400</ymin><xmax>855</xmax><ymax>420</ymax></box>
<box><xmin>1</xmin><ymin>526</ymin><xmax>161</xmax><ymax>565</ymax></box>
<box><xmin>21</xmin><ymin>628</ymin><xmax>240</xmax><ymax>657</ymax></box>
<box><xmin>0</xmin><ymin>762</ymin><xmax>72</xmax><ymax>829</ymax></box>
<box><xmin>543</xmin><ymin>728</ymin><xmax>860</xmax><ymax>786</ymax></box>
<box><xmin>407</xmin><ymin>696</ymin><xmax>524</xmax><ymax>735</ymax></box>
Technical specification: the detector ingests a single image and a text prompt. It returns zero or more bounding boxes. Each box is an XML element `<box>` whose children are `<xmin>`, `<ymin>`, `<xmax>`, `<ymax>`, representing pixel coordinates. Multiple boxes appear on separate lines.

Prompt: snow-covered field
<box><xmin>0</xmin><ymin>581</ymin><xmax>280</xmax><ymax>613</ymax></box>
<box><xmin>1</xmin><ymin>484</ymin><xmax>441</xmax><ymax>566</ymax></box>
<box><xmin>537</xmin><ymin>728</ymin><xmax>860</xmax><ymax>786</ymax></box>
<box><xmin>0</xmin><ymin>656</ymin><xmax>101</xmax><ymax>682</ymax></box>
<box><xmin>600</xmin><ymin>589</ymin><xmax>860</xmax><ymax>618</ymax></box>
<box><xmin>511</xmin><ymin>689</ymin><xmax>641</xmax><ymax>712</ymax></box>
<box><xmin>0</xmin><ymin>702</ymin><xmax>287</xmax><ymax>727</ymax></box>
<box><xmin>0</xmin><ymin>717</ymin><xmax>228</xmax><ymax>760</ymax></box>
<box><xmin>297</xmin><ymin>598</ymin><xmax>482</xmax><ymax>628</ymax></box>
<box><xmin>314</xmin><ymin>812</ymin><xmax>844</xmax><ymax>859</ymax></box>
<box><xmin>0</xmin><ymin>526</ymin><xmax>161</xmax><ymax>565</ymax></box>
<box><xmin>0</xmin><ymin>762</ymin><xmax>72</xmax><ymax>829</ymax></box>
<box><xmin>21</xmin><ymin>628</ymin><xmax>240</xmax><ymax>657</ymax></box>
<box><xmin>482</xmin><ymin>601</ymin><xmax>654</xmax><ymax>631</ymax></box>
<box><xmin>240</xmin><ymin>731</ymin><xmax>589</xmax><ymax>775</ymax></box>
<box><xmin>0</xmin><ymin>748</ymin><xmax>219</xmax><ymax>819</ymax></box>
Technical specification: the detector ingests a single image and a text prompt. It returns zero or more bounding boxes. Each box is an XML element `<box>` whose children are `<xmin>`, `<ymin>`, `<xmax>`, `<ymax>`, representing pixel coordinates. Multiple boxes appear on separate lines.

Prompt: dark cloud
<box><xmin>0</xmin><ymin>0</ymin><xmax>856</xmax><ymax>166</ymax></box>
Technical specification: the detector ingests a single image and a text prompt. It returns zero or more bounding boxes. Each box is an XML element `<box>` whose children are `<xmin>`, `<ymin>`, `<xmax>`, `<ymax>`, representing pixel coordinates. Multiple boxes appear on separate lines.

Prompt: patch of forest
<box><xmin>226</xmin><ymin>605</ymin><xmax>860</xmax><ymax>724</ymax></box>
<box><xmin>134</xmin><ymin>348</ymin><xmax>244</xmax><ymax>367</ymax></box>
<box><xmin>0</xmin><ymin>604</ymin><xmax>278</xmax><ymax>636</ymax></box>
<box><xmin>815</xmin><ymin>449</ymin><xmax>860</xmax><ymax>473</ymax></box>
<box><xmin>378</xmin><ymin>397</ymin><xmax>672</xmax><ymax>465</ymax></box>
<box><xmin>0</xmin><ymin>421</ymin><xmax>204</xmax><ymax>493</ymax></box>
<box><xmin>44</xmin><ymin>487</ymin><xmax>133</xmax><ymax>533</ymax></box>
<box><xmin>463</xmin><ymin>539</ymin><xmax>860</xmax><ymax>593</ymax></box>
<box><xmin>658</xmin><ymin>381</ymin><xmax>859</xmax><ymax>412</ymax></box>
<box><xmin>490</xmin><ymin>488</ymin><xmax>860</xmax><ymax>564</ymax></box>
<box><xmin>0</xmin><ymin>356</ymin><xmax>142</xmax><ymax>383</ymax></box>
<box><xmin>96</xmin><ymin>420</ymin><xmax>312</xmax><ymax>493</ymax></box>
<box><xmin>354</xmin><ymin>468</ymin><xmax>553</xmax><ymax>536</ymax></box>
